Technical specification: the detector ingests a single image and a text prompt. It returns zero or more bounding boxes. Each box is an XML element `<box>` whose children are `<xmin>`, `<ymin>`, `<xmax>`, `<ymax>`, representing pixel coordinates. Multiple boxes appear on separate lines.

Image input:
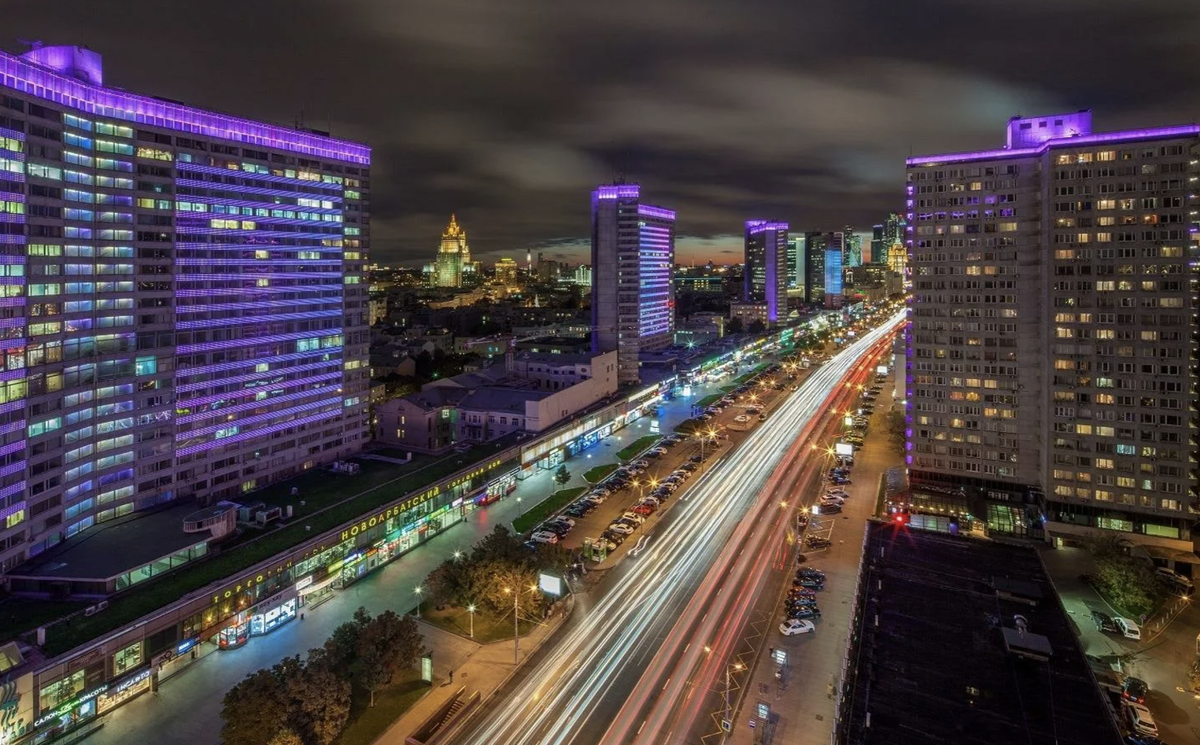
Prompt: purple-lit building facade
<box><xmin>591</xmin><ymin>183</ymin><xmax>675</xmax><ymax>384</ymax></box>
<box><xmin>0</xmin><ymin>46</ymin><xmax>370</xmax><ymax>576</ymax></box>
<box><xmin>743</xmin><ymin>220</ymin><xmax>788</xmax><ymax>324</ymax></box>
<box><xmin>905</xmin><ymin>111</ymin><xmax>1199</xmax><ymax>555</ymax></box>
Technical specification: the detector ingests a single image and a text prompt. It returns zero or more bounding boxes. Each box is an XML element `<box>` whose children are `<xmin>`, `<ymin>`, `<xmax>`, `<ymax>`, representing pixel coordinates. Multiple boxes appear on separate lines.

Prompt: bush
<box><xmin>1082</xmin><ymin>532</ymin><xmax>1167</xmax><ymax>618</ymax></box>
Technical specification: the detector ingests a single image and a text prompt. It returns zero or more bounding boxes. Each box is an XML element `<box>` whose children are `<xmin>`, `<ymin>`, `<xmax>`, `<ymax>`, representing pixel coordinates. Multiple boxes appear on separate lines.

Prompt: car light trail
<box><xmin>456</xmin><ymin>312</ymin><xmax>905</xmax><ymax>745</ymax></box>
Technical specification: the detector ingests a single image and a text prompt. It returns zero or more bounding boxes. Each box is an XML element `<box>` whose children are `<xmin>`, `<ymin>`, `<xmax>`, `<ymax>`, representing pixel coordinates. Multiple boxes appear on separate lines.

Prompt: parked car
<box><xmin>734</xmin><ymin>415</ymin><xmax>749</xmax><ymax>423</ymax></box>
<box><xmin>607</xmin><ymin>523</ymin><xmax>635</xmax><ymax>535</ymax></box>
<box><xmin>785</xmin><ymin>608</ymin><xmax>822</xmax><ymax>621</ymax></box>
<box><xmin>1123</xmin><ymin>701</ymin><xmax>1158</xmax><ymax>738</ymax></box>
<box><xmin>797</xmin><ymin>568</ymin><xmax>825</xmax><ymax>580</ymax></box>
<box><xmin>689</xmin><ymin>455</ymin><xmax>704</xmax><ymax>463</ymax></box>
<box><xmin>1122</xmin><ymin>676</ymin><xmax>1148</xmax><ymax>705</ymax></box>
<box><xmin>601</xmin><ymin>530</ymin><xmax>627</xmax><ymax>546</ymax></box>
<box><xmin>814</xmin><ymin>503</ymin><xmax>841</xmax><ymax>515</ymax></box>
<box><xmin>1091</xmin><ymin>610</ymin><xmax>1118</xmax><ymax>633</ymax></box>
<box><xmin>1114</xmin><ymin>617</ymin><xmax>1142</xmax><ymax>640</ymax></box>
<box><xmin>631</xmin><ymin>503</ymin><xmax>654</xmax><ymax>516</ymax></box>
<box><xmin>621</xmin><ymin>511</ymin><xmax>647</xmax><ymax>524</ymax></box>
<box><xmin>1155</xmin><ymin>567</ymin><xmax>1194</xmax><ymax>593</ymax></box>
<box><xmin>650</xmin><ymin>447</ymin><xmax>668</xmax><ymax>456</ymax></box>
<box><xmin>531</xmin><ymin>531</ymin><xmax>560</xmax><ymax>544</ymax></box>
<box><xmin>680</xmin><ymin>462</ymin><xmax>698</xmax><ymax>472</ymax></box>
<box><xmin>779</xmin><ymin>618</ymin><xmax>816</xmax><ymax>636</ymax></box>
<box><xmin>632</xmin><ymin>460</ymin><xmax>650</xmax><ymax>468</ymax></box>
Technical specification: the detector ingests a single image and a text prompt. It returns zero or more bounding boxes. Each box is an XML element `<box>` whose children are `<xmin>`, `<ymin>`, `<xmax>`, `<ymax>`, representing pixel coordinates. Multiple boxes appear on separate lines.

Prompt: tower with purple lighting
<box><xmin>743</xmin><ymin>220</ymin><xmax>788</xmax><ymax>324</ymax></box>
<box><xmin>590</xmin><ymin>182</ymin><xmax>675</xmax><ymax>384</ymax></box>
<box><xmin>0</xmin><ymin>45</ymin><xmax>370</xmax><ymax>577</ymax></box>
<box><xmin>905</xmin><ymin>110</ymin><xmax>1198</xmax><ymax>550</ymax></box>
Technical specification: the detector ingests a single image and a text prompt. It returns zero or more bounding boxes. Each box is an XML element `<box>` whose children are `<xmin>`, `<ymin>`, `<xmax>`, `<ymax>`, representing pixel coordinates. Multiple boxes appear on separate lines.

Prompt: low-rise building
<box><xmin>730</xmin><ymin>302</ymin><xmax>770</xmax><ymax>329</ymax></box>
<box><xmin>376</xmin><ymin>351</ymin><xmax>618</xmax><ymax>454</ymax></box>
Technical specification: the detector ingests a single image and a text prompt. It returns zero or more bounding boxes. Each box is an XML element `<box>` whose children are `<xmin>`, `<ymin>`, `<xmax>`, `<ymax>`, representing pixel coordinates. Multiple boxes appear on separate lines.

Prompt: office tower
<box><xmin>823</xmin><ymin>242</ymin><xmax>844</xmax><ymax>309</ymax></box>
<box><xmin>494</xmin><ymin>257</ymin><xmax>519</xmax><ymax>284</ymax></box>
<box><xmin>590</xmin><ymin>182</ymin><xmax>675</xmax><ymax>384</ymax></box>
<box><xmin>870</xmin><ymin>224</ymin><xmax>884</xmax><ymax>265</ymax></box>
<box><xmin>843</xmin><ymin>228</ymin><xmax>862</xmax><ymax>268</ymax></box>
<box><xmin>881</xmin><ymin>212</ymin><xmax>907</xmax><ymax>275</ymax></box>
<box><xmin>786</xmin><ymin>234</ymin><xmax>801</xmax><ymax>289</ymax></box>
<box><xmin>804</xmin><ymin>232</ymin><xmax>827</xmax><ymax>304</ymax></box>
<box><xmin>433</xmin><ymin>214</ymin><xmax>469</xmax><ymax>287</ymax></box>
<box><xmin>0</xmin><ymin>45</ymin><xmax>370</xmax><ymax>574</ymax></box>
<box><xmin>905</xmin><ymin>110</ymin><xmax>1199</xmax><ymax>548</ymax></box>
<box><xmin>743</xmin><ymin>220</ymin><xmax>788</xmax><ymax>323</ymax></box>
<box><xmin>573</xmin><ymin>264</ymin><xmax>592</xmax><ymax>286</ymax></box>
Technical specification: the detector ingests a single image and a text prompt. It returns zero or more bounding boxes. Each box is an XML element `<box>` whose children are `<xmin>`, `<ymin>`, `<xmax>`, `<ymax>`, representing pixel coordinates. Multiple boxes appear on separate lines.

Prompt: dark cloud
<box><xmin>6</xmin><ymin>0</ymin><xmax>1198</xmax><ymax>265</ymax></box>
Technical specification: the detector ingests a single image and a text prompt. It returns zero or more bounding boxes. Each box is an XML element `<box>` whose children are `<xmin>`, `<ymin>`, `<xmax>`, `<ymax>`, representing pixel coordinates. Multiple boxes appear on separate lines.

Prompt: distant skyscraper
<box><xmin>591</xmin><ymin>183</ymin><xmax>676</xmax><ymax>384</ymax></box>
<box><xmin>743</xmin><ymin>221</ymin><xmax>788</xmax><ymax>323</ymax></box>
<box><xmin>786</xmin><ymin>235</ymin><xmax>801</xmax><ymax>289</ymax></box>
<box><xmin>869</xmin><ymin>224</ymin><xmax>884</xmax><ymax>265</ymax></box>
<box><xmin>803</xmin><ymin>232</ymin><xmax>827</xmax><ymax>304</ymax></box>
<box><xmin>906</xmin><ymin>110</ymin><xmax>1199</xmax><ymax>548</ymax></box>
<box><xmin>823</xmin><ymin>244</ymin><xmax>844</xmax><ymax>308</ymax></box>
<box><xmin>494</xmin><ymin>257</ymin><xmax>519</xmax><ymax>284</ymax></box>
<box><xmin>433</xmin><ymin>214</ymin><xmax>470</xmax><ymax>287</ymax></box>
<box><xmin>574</xmin><ymin>264</ymin><xmax>592</xmax><ymax>286</ymax></box>
<box><xmin>843</xmin><ymin>226</ymin><xmax>862</xmax><ymax>268</ymax></box>
<box><xmin>882</xmin><ymin>212</ymin><xmax>907</xmax><ymax>275</ymax></box>
<box><xmin>0</xmin><ymin>45</ymin><xmax>370</xmax><ymax>574</ymax></box>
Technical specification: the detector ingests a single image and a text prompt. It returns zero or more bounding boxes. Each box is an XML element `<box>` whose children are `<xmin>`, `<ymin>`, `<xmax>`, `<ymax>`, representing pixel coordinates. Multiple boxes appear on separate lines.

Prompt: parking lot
<box><xmin>523</xmin><ymin>360</ymin><xmax>817</xmax><ymax>573</ymax></box>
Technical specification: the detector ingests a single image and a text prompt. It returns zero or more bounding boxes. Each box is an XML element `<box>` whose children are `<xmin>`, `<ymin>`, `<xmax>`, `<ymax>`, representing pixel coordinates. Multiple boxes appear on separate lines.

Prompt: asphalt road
<box><xmin>453</xmin><ymin>312</ymin><xmax>905</xmax><ymax>745</ymax></box>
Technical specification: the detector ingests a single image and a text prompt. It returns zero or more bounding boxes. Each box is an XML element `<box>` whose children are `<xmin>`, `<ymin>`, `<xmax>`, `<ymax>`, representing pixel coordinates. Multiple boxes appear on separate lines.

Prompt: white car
<box><xmin>621</xmin><ymin>511</ymin><xmax>647</xmax><ymax>524</ymax></box>
<box><xmin>607</xmin><ymin>523</ymin><xmax>635</xmax><ymax>535</ymax></box>
<box><xmin>530</xmin><ymin>531</ymin><xmax>559</xmax><ymax>544</ymax></box>
<box><xmin>649</xmin><ymin>447</ymin><xmax>668</xmax><ymax>456</ymax></box>
<box><xmin>632</xmin><ymin>460</ymin><xmax>650</xmax><ymax>468</ymax></box>
<box><xmin>1123</xmin><ymin>701</ymin><xmax>1158</xmax><ymax>737</ymax></box>
<box><xmin>1114</xmin><ymin>617</ymin><xmax>1141</xmax><ymax>640</ymax></box>
<box><xmin>779</xmin><ymin>618</ymin><xmax>816</xmax><ymax>636</ymax></box>
<box><xmin>733</xmin><ymin>415</ymin><xmax>749</xmax><ymax>423</ymax></box>
<box><xmin>553</xmin><ymin>515</ymin><xmax>576</xmax><ymax>527</ymax></box>
<box><xmin>588</xmin><ymin>536</ymin><xmax>618</xmax><ymax>552</ymax></box>
<box><xmin>592</xmin><ymin>487</ymin><xmax>611</xmax><ymax>497</ymax></box>
<box><xmin>820</xmin><ymin>496</ymin><xmax>845</xmax><ymax>506</ymax></box>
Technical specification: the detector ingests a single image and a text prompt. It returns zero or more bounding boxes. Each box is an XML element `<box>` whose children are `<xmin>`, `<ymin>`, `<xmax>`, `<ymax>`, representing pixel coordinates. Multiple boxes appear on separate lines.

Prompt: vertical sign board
<box><xmin>421</xmin><ymin>655</ymin><xmax>433</xmax><ymax>683</ymax></box>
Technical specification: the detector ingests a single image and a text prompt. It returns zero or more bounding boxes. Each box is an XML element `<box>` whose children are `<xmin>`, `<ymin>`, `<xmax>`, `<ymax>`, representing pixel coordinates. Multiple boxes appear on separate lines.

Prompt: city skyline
<box><xmin>5</xmin><ymin>1</ymin><xmax>1197</xmax><ymax>265</ymax></box>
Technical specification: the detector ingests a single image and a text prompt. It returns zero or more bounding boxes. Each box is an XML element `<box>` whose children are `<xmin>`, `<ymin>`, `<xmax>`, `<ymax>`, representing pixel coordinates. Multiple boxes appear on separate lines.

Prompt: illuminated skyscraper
<box><xmin>494</xmin><ymin>257</ymin><xmax>519</xmax><ymax>284</ymax></box>
<box><xmin>823</xmin><ymin>243</ymin><xmax>844</xmax><ymax>309</ymax></box>
<box><xmin>906</xmin><ymin>111</ymin><xmax>1199</xmax><ymax>547</ymax></box>
<box><xmin>743</xmin><ymin>220</ymin><xmax>788</xmax><ymax>323</ymax></box>
<box><xmin>0</xmin><ymin>46</ymin><xmax>370</xmax><ymax>574</ymax></box>
<box><xmin>786</xmin><ymin>234</ymin><xmax>801</xmax><ymax>289</ymax></box>
<box><xmin>803</xmin><ymin>232</ymin><xmax>827</xmax><ymax>305</ymax></box>
<box><xmin>433</xmin><ymin>214</ymin><xmax>470</xmax><ymax>287</ymax></box>
<box><xmin>590</xmin><ymin>182</ymin><xmax>675</xmax><ymax>384</ymax></box>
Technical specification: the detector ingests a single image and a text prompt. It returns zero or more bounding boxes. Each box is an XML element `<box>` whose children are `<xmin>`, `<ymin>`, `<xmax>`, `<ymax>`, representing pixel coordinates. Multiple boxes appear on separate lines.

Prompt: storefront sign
<box><xmin>175</xmin><ymin>637</ymin><xmax>199</xmax><ymax>656</ymax></box>
<box><xmin>112</xmin><ymin>668</ymin><xmax>152</xmax><ymax>695</ymax></box>
<box><xmin>34</xmin><ymin>685</ymin><xmax>107</xmax><ymax>728</ymax></box>
<box><xmin>339</xmin><ymin>487</ymin><xmax>440</xmax><ymax>542</ymax></box>
<box><xmin>210</xmin><ymin>561</ymin><xmax>292</xmax><ymax>604</ymax></box>
<box><xmin>294</xmin><ymin>575</ymin><xmax>314</xmax><ymax>593</ymax></box>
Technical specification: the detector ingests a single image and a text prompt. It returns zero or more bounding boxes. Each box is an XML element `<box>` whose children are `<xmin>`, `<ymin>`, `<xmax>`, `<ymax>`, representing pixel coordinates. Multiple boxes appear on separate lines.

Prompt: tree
<box><xmin>554</xmin><ymin>464</ymin><xmax>571</xmax><ymax>486</ymax></box>
<box><xmin>285</xmin><ymin>653</ymin><xmax>351</xmax><ymax>745</ymax></box>
<box><xmin>321</xmin><ymin>607</ymin><xmax>371</xmax><ymax>677</ymax></box>
<box><xmin>748</xmin><ymin>319</ymin><xmax>766</xmax><ymax>335</ymax></box>
<box><xmin>727</xmin><ymin>317</ymin><xmax>744</xmax><ymax>334</ymax></box>
<box><xmin>426</xmin><ymin>557</ymin><xmax>469</xmax><ymax>609</ymax></box>
<box><xmin>1081</xmin><ymin>532</ymin><xmax>1166</xmax><ymax>617</ymax></box>
<box><xmin>266</xmin><ymin>729</ymin><xmax>305</xmax><ymax>745</ymax></box>
<box><xmin>220</xmin><ymin>668</ymin><xmax>287</xmax><ymax>745</ymax></box>
<box><xmin>471</xmin><ymin>525</ymin><xmax>528</xmax><ymax>565</ymax></box>
<box><xmin>357</xmin><ymin>611</ymin><xmax>424</xmax><ymax>706</ymax></box>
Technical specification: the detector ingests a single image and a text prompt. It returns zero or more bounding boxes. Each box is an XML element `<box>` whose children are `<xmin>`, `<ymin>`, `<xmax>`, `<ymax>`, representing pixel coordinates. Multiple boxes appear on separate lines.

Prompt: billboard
<box><xmin>835</xmin><ymin>442</ymin><xmax>854</xmax><ymax>456</ymax></box>
<box><xmin>538</xmin><ymin>572</ymin><xmax>564</xmax><ymax>597</ymax></box>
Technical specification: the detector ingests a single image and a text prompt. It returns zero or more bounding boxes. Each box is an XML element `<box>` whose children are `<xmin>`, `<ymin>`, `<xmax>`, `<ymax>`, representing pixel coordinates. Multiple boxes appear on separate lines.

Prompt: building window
<box><xmin>39</xmin><ymin>670</ymin><xmax>85</xmax><ymax>710</ymax></box>
<box><xmin>113</xmin><ymin>641</ymin><xmax>143</xmax><ymax>675</ymax></box>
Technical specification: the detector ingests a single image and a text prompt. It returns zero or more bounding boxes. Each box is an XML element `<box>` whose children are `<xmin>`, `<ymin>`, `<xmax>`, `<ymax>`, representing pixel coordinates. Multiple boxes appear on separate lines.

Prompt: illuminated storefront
<box><xmin>95</xmin><ymin>667</ymin><xmax>151</xmax><ymax>715</ymax></box>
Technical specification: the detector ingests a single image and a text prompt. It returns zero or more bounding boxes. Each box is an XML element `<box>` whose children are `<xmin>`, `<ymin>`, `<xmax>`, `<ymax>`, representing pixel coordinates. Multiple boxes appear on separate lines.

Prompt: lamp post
<box><xmin>467</xmin><ymin>604</ymin><xmax>475</xmax><ymax>639</ymax></box>
<box><xmin>723</xmin><ymin>661</ymin><xmax>745</xmax><ymax>742</ymax></box>
<box><xmin>414</xmin><ymin>586</ymin><xmax>423</xmax><ymax>619</ymax></box>
<box><xmin>502</xmin><ymin>584</ymin><xmax>539</xmax><ymax>665</ymax></box>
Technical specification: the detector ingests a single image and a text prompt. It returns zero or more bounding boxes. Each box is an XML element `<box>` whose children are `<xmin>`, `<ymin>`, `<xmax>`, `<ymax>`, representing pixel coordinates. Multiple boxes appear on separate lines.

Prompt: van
<box><xmin>1114</xmin><ymin>617</ymin><xmax>1141</xmax><ymax>640</ymax></box>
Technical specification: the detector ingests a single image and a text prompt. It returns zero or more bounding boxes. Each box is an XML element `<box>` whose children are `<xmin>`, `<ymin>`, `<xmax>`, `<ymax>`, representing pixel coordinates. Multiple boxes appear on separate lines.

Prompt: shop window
<box><xmin>39</xmin><ymin>670</ymin><xmax>85</xmax><ymax>710</ymax></box>
<box><xmin>113</xmin><ymin>641</ymin><xmax>142</xmax><ymax>675</ymax></box>
<box><xmin>1143</xmin><ymin>523</ymin><xmax>1180</xmax><ymax>539</ymax></box>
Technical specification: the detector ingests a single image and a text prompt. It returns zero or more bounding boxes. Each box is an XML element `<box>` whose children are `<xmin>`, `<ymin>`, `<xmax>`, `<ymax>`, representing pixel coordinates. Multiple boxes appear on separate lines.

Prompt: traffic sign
<box><xmin>749</xmin><ymin>719</ymin><xmax>757</xmax><ymax>729</ymax></box>
<box><xmin>721</xmin><ymin>719</ymin><xmax>731</xmax><ymax>732</ymax></box>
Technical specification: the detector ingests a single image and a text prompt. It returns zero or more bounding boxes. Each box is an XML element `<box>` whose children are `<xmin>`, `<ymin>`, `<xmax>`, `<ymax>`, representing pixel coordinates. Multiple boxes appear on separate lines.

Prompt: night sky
<box><xmin>7</xmin><ymin>0</ymin><xmax>1199</xmax><ymax>265</ymax></box>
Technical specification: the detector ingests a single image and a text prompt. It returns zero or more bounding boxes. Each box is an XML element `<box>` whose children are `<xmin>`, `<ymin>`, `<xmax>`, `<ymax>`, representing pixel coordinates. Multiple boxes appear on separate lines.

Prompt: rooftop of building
<box><xmin>8</xmin><ymin>503</ymin><xmax>210</xmax><ymax>582</ymax></box>
<box><xmin>512</xmin><ymin>350</ymin><xmax>596</xmax><ymax>366</ymax></box>
<box><xmin>908</xmin><ymin>109</ymin><xmax>1198</xmax><ymax>166</ymax></box>
<box><xmin>2</xmin><ymin>45</ymin><xmax>369</xmax><ymax>164</ymax></box>
<box><xmin>841</xmin><ymin>523</ymin><xmax>1122</xmax><ymax>745</ymax></box>
<box><xmin>458</xmin><ymin>386</ymin><xmax>553</xmax><ymax>414</ymax></box>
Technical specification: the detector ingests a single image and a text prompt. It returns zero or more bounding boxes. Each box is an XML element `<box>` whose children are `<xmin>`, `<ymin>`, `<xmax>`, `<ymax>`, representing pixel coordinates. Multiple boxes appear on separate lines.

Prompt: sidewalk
<box><xmin>375</xmin><ymin>598</ymin><xmax>572</xmax><ymax>744</ymax></box>
<box><xmin>730</xmin><ymin>368</ymin><xmax>901</xmax><ymax>745</ymax></box>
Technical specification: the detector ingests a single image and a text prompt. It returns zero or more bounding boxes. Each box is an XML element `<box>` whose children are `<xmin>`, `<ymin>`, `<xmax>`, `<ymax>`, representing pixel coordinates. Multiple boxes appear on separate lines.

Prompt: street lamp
<box><xmin>502</xmin><ymin>584</ymin><xmax>540</xmax><ymax>665</ymax></box>
<box><xmin>414</xmin><ymin>586</ymin><xmax>424</xmax><ymax>619</ymax></box>
<box><xmin>723</xmin><ymin>661</ymin><xmax>745</xmax><ymax>742</ymax></box>
<box><xmin>467</xmin><ymin>604</ymin><xmax>476</xmax><ymax>639</ymax></box>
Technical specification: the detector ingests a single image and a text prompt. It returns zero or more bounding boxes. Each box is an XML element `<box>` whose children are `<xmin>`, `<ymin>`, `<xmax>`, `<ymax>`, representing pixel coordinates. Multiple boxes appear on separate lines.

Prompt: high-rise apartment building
<box><xmin>0</xmin><ymin>46</ymin><xmax>370</xmax><ymax>574</ymax></box>
<box><xmin>803</xmin><ymin>232</ymin><xmax>826</xmax><ymax>305</ymax></box>
<box><xmin>494</xmin><ymin>257</ymin><xmax>519</xmax><ymax>284</ymax></box>
<box><xmin>590</xmin><ymin>182</ymin><xmax>675</xmax><ymax>384</ymax></box>
<box><xmin>743</xmin><ymin>220</ymin><xmax>788</xmax><ymax>324</ymax></box>
<box><xmin>905</xmin><ymin>111</ymin><xmax>1198</xmax><ymax>550</ymax></box>
<box><xmin>433</xmin><ymin>214</ymin><xmax>469</xmax><ymax>287</ymax></box>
